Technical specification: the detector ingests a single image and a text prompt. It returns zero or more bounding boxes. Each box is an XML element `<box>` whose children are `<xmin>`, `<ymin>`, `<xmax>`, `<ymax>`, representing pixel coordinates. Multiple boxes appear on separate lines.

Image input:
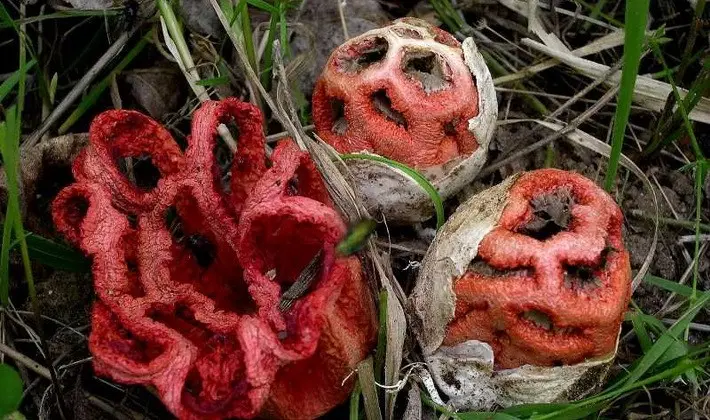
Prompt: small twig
<box><xmin>157</xmin><ymin>3</ymin><xmax>238</xmax><ymax>152</ymax></box>
<box><xmin>678</xmin><ymin>234</ymin><xmax>710</xmax><ymax>244</ymax></box>
<box><xmin>494</xmin><ymin>30</ymin><xmax>626</xmax><ymax>85</ymax></box>
<box><xmin>109</xmin><ymin>74</ymin><xmax>137</xmax><ymax>185</ymax></box>
<box><xmin>656</xmin><ymin>243</ymin><xmax>708</xmax><ymax>318</ymax></box>
<box><xmin>336</xmin><ymin>0</ymin><xmax>349</xmax><ymax>40</ymax></box>
<box><xmin>374</xmin><ymin>240</ymin><xmax>427</xmax><ymax>257</ymax></box>
<box><xmin>23</xmin><ymin>27</ymin><xmax>139</xmax><ymax>149</ymax></box>
<box><xmin>0</xmin><ymin>341</ymin><xmax>51</xmax><ymax>380</ymax></box>
<box><xmin>544</xmin><ymin>59</ymin><xmax>623</xmax><ymax>121</ymax></box>
<box><xmin>279</xmin><ymin>250</ymin><xmax>323</xmax><ymax>312</ymax></box>
<box><xmin>85</xmin><ymin>394</ymin><xmax>138</xmax><ymax>420</ymax></box>
<box><xmin>477</xmin><ymin>85</ymin><xmax>619</xmax><ymax>178</ymax></box>
<box><xmin>629</xmin><ymin>210</ymin><xmax>710</xmax><ymax>233</ymax></box>
<box><xmin>265</xmin><ymin>124</ymin><xmax>314</xmax><ymax>143</ymax></box>
<box><xmin>661</xmin><ymin>319</ymin><xmax>710</xmax><ymax>333</ymax></box>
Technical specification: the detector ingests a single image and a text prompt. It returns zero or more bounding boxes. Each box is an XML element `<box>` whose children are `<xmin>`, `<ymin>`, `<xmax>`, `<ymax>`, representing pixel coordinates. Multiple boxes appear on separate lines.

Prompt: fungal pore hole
<box><xmin>564</xmin><ymin>247</ymin><xmax>610</xmax><ymax>290</ymax></box>
<box><xmin>402</xmin><ymin>50</ymin><xmax>450</xmax><ymax>93</ymax></box>
<box><xmin>329</xmin><ymin>98</ymin><xmax>348</xmax><ymax>135</ymax></box>
<box><xmin>65</xmin><ymin>194</ymin><xmax>89</xmax><ymax>226</ymax></box>
<box><xmin>468</xmin><ymin>256</ymin><xmax>532</xmax><ymax>278</ymax></box>
<box><xmin>392</xmin><ymin>27</ymin><xmax>423</xmax><ymax>39</ymax></box>
<box><xmin>520</xmin><ymin>187</ymin><xmax>575</xmax><ymax>241</ymax></box>
<box><xmin>339</xmin><ymin>37</ymin><xmax>389</xmax><ymax>73</ymax></box>
<box><xmin>371</xmin><ymin>89</ymin><xmax>408</xmax><ymax>129</ymax></box>
<box><xmin>117</xmin><ymin>155</ymin><xmax>161</xmax><ymax>191</ymax></box>
<box><xmin>521</xmin><ymin>309</ymin><xmax>553</xmax><ymax>331</ymax></box>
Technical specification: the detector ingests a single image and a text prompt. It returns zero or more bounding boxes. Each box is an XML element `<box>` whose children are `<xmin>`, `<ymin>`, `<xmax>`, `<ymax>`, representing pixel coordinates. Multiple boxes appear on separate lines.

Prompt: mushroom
<box><xmin>52</xmin><ymin>98</ymin><xmax>377</xmax><ymax>420</ymax></box>
<box><xmin>409</xmin><ymin>169</ymin><xmax>631</xmax><ymax>409</ymax></box>
<box><xmin>312</xmin><ymin>18</ymin><xmax>497</xmax><ymax>223</ymax></box>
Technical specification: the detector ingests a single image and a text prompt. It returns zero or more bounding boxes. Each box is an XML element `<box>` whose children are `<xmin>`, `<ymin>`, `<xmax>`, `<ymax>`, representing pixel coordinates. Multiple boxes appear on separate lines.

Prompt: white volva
<box><xmin>339</xmin><ymin>20</ymin><xmax>498</xmax><ymax>223</ymax></box>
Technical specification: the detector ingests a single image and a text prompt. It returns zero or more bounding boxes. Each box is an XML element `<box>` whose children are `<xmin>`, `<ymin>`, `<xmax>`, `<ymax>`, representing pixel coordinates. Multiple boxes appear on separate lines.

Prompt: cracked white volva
<box><xmin>408</xmin><ymin>174</ymin><xmax>620</xmax><ymax>410</ymax></box>
<box><xmin>341</xmin><ymin>20</ymin><xmax>498</xmax><ymax>224</ymax></box>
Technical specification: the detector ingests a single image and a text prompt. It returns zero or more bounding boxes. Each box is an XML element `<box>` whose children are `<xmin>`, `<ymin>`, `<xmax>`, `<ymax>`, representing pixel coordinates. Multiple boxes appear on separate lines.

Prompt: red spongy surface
<box><xmin>312</xmin><ymin>18</ymin><xmax>480</xmax><ymax>169</ymax></box>
<box><xmin>52</xmin><ymin>98</ymin><xmax>377</xmax><ymax>419</ymax></box>
<box><xmin>444</xmin><ymin>169</ymin><xmax>631</xmax><ymax>369</ymax></box>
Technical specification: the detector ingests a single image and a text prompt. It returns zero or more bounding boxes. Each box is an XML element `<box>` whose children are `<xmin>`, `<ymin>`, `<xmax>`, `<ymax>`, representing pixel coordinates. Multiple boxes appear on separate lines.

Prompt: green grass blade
<box><xmin>0</xmin><ymin>9</ymin><xmax>121</xmax><ymax>29</ymax></box>
<box><xmin>459</xmin><ymin>412</ymin><xmax>521</xmax><ymax>420</ymax></box>
<box><xmin>429</xmin><ymin>0</ymin><xmax>465</xmax><ymax>33</ymax></box>
<box><xmin>503</xmin><ymin>402</ymin><xmax>573</xmax><ymax>417</ymax></box>
<box><xmin>690</xmin><ymin>163</ymin><xmax>705</xmax><ymax>304</ymax></box>
<box><xmin>629</xmin><ymin>312</ymin><xmax>653</xmax><ymax>353</ymax></box>
<box><xmin>532</xmin><ymin>357</ymin><xmax>704</xmax><ymax>420</ymax></box>
<box><xmin>260</xmin><ymin>6</ymin><xmax>280</xmax><ymax>88</ymax></box>
<box><xmin>644</xmin><ymin>274</ymin><xmax>703</xmax><ymax>298</ymax></box>
<box><xmin>20</xmin><ymin>234</ymin><xmax>90</xmax><ymax>272</ymax></box>
<box><xmin>649</xmin><ymin>42</ymin><xmax>706</xmax><ymax>160</ymax></box>
<box><xmin>424</xmin><ymin>394</ymin><xmax>522</xmax><ymax>420</ymax></box>
<box><xmin>0</xmin><ymin>2</ymin><xmax>17</xmax><ymax>31</ymax></box>
<box><xmin>340</xmin><ymin>154</ymin><xmax>445</xmax><ymax>229</ymax></box>
<box><xmin>582</xmin><ymin>0</ymin><xmax>610</xmax><ymax>29</ymax></box>
<box><xmin>0</xmin><ymin>364</ymin><xmax>23</xmax><ymax>416</ymax></box>
<box><xmin>0</xmin><ymin>201</ymin><xmax>14</xmax><ymax>306</ymax></box>
<box><xmin>421</xmin><ymin>394</ymin><xmax>462</xmax><ymax>418</ymax></box>
<box><xmin>349</xmin><ymin>382</ymin><xmax>361</xmax><ymax>420</ymax></box>
<box><xmin>635</xmin><ymin>313</ymin><xmax>669</xmax><ymax>335</ymax></box>
<box><xmin>624</xmin><ymin>311</ymin><xmax>693</xmax><ymax>383</ymax></box>
<box><xmin>278</xmin><ymin>1</ymin><xmax>289</xmax><ymax>58</ymax></box>
<box><xmin>576</xmin><ymin>0</ymin><xmax>624</xmax><ymax>27</ymax></box>
<box><xmin>196</xmin><ymin>76</ymin><xmax>230</xmax><ymax>86</ymax></box>
<box><xmin>603</xmin><ymin>0</ymin><xmax>649</xmax><ymax>191</ymax></box>
<box><xmin>620</xmin><ymin>292</ymin><xmax>710</xmax><ymax>387</ymax></box>
<box><xmin>0</xmin><ymin>59</ymin><xmax>36</xmax><ymax>104</ymax></box>
<box><xmin>238</xmin><ymin>0</ymin><xmax>258</xmax><ymax>73</ymax></box>
<box><xmin>58</xmin><ymin>36</ymin><xmax>148</xmax><ymax>134</ymax></box>
<box><xmin>245</xmin><ymin>0</ymin><xmax>278</xmax><ymax>14</ymax></box>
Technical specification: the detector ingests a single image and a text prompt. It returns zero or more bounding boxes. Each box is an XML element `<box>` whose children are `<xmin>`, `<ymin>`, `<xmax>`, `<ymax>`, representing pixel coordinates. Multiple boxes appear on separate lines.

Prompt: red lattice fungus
<box><xmin>52</xmin><ymin>98</ymin><xmax>377</xmax><ymax>419</ymax></box>
<box><xmin>443</xmin><ymin>169</ymin><xmax>631</xmax><ymax>369</ymax></box>
<box><xmin>312</xmin><ymin>18</ymin><xmax>481</xmax><ymax>169</ymax></box>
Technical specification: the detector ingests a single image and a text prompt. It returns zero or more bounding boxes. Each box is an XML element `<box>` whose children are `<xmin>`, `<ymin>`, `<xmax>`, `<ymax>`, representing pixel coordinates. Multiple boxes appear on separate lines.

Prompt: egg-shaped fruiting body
<box><xmin>312</xmin><ymin>18</ymin><xmax>497</xmax><ymax>223</ymax></box>
<box><xmin>409</xmin><ymin>169</ymin><xmax>631</xmax><ymax>409</ymax></box>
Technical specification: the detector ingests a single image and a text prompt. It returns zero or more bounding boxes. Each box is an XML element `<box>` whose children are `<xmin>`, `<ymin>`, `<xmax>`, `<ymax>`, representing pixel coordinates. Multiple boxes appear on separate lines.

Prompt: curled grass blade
<box><xmin>340</xmin><ymin>154</ymin><xmax>445</xmax><ymax>229</ymax></box>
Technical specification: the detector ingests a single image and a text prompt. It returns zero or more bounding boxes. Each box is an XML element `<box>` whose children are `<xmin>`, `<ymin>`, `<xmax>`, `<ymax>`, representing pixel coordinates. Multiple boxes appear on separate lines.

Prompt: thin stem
<box><xmin>628</xmin><ymin>209</ymin><xmax>710</xmax><ymax>233</ymax></box>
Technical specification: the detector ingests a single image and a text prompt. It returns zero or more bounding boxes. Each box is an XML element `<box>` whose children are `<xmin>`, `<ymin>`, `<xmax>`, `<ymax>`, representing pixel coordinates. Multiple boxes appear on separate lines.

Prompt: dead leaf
<box><xmin>66</xmin><ymin>0</ymin><xmax>114</xmax><ymax>10</ymax></box>
<box><xmin>0</xmin><ymin>134</ymin><xmax>88</xmax><ymax>233</ymax></box>
<box><xmin>124</xmin><ymin>68</ymin><xmax>184</xmax><ymax>119</ymax></box>
<box><xmin>292</xmin><ymin>0</ymin><xmax>388</xmax><ymax>94</ymax></box>
<box><xmin>181</xmin><ymin>0</ymin><xmax>223</xmax><ymax>38</ymax></box>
